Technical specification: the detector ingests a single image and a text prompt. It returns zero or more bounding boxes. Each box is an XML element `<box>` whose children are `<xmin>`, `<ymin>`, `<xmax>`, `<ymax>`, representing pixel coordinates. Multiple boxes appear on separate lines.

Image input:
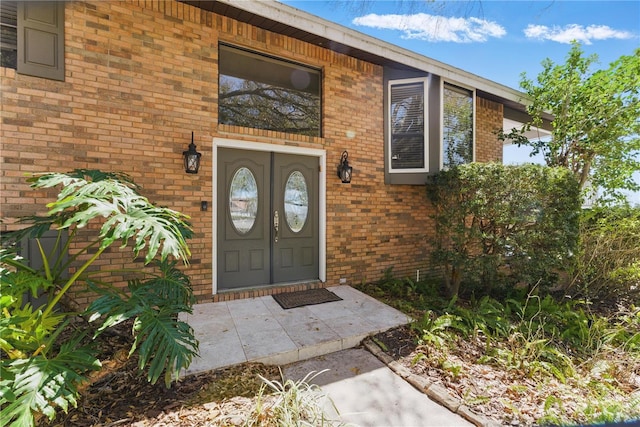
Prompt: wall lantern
<box><xmin>183</xmin><ymin>132</ymin><xmax>202</xmax><ymax>174</ymax></box>
<box><xmin>337</xmin><ymin>150</ymin><xmax>352</xmax><ymax>184</ymax></box>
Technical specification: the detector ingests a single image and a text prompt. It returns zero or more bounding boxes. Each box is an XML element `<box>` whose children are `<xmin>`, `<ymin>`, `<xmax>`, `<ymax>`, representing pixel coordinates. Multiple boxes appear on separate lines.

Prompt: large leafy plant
<box><xmin>0</xmin><ymin>170</ymin><xmax>199</xmax><ymax>427</ymax></box>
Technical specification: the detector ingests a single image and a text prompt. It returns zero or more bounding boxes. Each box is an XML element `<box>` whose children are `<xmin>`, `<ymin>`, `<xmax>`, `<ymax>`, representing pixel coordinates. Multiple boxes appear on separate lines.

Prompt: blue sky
<box><xmin>281</xmin><ymin>0</ymin><xmax>640</xmax><ymax>203</ymax></box>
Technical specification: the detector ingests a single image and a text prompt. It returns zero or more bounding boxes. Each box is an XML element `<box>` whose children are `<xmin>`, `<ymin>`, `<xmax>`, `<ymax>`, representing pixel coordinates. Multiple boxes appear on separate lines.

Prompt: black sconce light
<box><xmin>183</xmin><ymin>132</ymin><xmax>202</xmax><ymax>174</ymax></box>
<box><xmin>337</xmin><ymin>150</ymin><xmax>352</xmax><ymax>184</ymax></box>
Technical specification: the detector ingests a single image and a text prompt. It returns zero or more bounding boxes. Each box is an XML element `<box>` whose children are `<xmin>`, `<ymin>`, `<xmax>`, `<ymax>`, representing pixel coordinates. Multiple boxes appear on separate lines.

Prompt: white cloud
<box><xmin>352</xmin><ymin>13</ymin><xmax>506</xmax><ymax>43</ymax></box>
<box><xmin>524</xmin><ymin>24</ymin><xmax>634</xmax><ymax>45</ymax></box>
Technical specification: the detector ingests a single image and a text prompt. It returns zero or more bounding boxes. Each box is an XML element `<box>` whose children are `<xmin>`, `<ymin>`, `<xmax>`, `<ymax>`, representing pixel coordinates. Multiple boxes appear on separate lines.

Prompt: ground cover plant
<box><xmin>357</xmin><ymin>278</ymin><xmax>640</xmax><ymax>426</ymax></box>
<box><xmin>245</xmin><ymin>370</ymin><xmax>345</xmax><ymax>427</ymax></box>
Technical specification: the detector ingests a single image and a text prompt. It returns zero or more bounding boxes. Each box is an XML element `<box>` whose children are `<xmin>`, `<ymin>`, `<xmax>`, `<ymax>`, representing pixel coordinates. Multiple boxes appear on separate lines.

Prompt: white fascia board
<box><xmin>216</xmin><ymin>0</ymin><xmax>530</xmax><ymax>106</ymax></box>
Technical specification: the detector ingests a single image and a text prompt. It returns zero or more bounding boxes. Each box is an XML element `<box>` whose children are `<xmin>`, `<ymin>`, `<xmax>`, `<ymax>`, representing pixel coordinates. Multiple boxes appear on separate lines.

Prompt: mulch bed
<box><xmin>370</xmin><ymin>324</ymin><xmax>418</xmax><ymax>359</ymax></box>
<box><xmin>38</xmin><ymin>320</ymin><xmax>281</xmax><ymax>427</ymax></box>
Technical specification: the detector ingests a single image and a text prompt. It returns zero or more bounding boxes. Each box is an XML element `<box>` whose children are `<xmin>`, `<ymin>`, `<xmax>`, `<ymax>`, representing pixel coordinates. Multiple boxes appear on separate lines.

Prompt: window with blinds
<box><xmin>0</xmin><ymin>1</ymin><xmax>17</xmax><ymax>69</ymax></box>
<box><xmin>389</xmin><ymin>78</ymin><xmax>428</xmax><ymax>172</ymax></box>
<box><xmin>443</xmin><ymin>83</ymin><xmax>474</xmax><ymax>167</ymax></box>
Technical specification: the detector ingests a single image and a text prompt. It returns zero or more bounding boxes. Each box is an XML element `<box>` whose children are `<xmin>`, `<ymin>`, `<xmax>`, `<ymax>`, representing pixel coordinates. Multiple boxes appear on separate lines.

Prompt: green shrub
<box><xmin>426</xmin><ymin>163</ymin><xmax>581</xmax><ymax>298</ymax></box>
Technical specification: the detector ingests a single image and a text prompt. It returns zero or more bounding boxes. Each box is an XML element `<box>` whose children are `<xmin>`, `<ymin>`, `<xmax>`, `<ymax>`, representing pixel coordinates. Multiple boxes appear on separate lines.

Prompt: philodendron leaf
<box><xmin>0</xmin><ymin>337</ymin><xmax>100</xmax><ymax>427</ymax></box>
<box><xmin>28</xmin><ymin>172</ymin><xmax>192</xmax><ymax>264</ymax></box>
<box><xmin>132</xmin><ymin>307</ymin><xmax>199</xmax><ymax>387</ymax></box>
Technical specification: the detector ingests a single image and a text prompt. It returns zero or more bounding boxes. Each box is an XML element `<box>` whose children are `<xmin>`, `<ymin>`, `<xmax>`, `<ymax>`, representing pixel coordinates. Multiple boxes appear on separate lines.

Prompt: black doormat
<box><xmin>272</xmin><ymin>288</ymin><xmax>342</xmax><ymax>310</ymax></box>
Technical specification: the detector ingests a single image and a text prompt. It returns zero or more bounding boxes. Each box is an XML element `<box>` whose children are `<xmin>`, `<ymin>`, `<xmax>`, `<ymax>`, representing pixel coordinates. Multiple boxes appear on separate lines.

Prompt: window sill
<box><xmin>216</xmin><ymin>124</ymin><xmax>324</xmax><ymax>146</ymax></box>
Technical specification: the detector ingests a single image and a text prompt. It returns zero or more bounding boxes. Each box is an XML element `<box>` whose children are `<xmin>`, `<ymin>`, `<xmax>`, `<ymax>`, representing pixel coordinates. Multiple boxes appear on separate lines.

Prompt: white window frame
<box><xmin>440</xmin><ymin>80</ymin><xmax>476</xmax><ymax>170</ymax></box>
<box><xmin>388</xmin><ymin>77</ymin><xmax>429</xmax><ymax>174</ymax></box>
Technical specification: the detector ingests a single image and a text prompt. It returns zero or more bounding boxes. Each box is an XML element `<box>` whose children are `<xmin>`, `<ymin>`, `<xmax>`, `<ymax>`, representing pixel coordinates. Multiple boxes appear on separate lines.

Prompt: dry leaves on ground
<box><xmin>374</xmin><ymin>325</ymin><xmax>640</xmax><ymax>426</ymax></box>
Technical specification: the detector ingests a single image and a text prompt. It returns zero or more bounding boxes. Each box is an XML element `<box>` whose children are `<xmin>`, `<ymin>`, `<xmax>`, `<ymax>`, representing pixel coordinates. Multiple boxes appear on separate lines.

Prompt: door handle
<box><xmin>273</xmin><ymin>210</ymin><xmax>279</xmax><ymax>243</ymax></box>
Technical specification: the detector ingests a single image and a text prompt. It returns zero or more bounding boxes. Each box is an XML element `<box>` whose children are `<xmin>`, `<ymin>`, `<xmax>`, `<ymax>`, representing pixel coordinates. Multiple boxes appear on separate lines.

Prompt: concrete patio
<box><xmin>180</xmin><ymin>285</ymin><xmax>411</xmax><ymax>376</ymax></box>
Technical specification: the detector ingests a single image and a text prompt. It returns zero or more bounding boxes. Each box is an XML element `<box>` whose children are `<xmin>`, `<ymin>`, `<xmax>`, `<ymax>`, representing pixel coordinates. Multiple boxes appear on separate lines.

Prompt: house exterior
<box><xmin>0</xmin><ymin>0</ymin><xmax>544</xmax><ymax>305</ymax></box>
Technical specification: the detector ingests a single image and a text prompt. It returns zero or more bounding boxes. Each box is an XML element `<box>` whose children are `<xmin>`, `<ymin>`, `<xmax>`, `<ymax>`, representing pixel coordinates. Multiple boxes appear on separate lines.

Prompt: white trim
<box><xmin>387</xmin><ymin>77</ymin><xmax>429</xmax><ymax>174</ymax></box>
<box><xmin>212</xmin><ymin>137</ymin><xmax>327</xmax><ymax>295</ymax></box>
<box><xmin>440</xmin><ymin>80</ymin><xmax>476</xmax><ymax>170</ymax></box>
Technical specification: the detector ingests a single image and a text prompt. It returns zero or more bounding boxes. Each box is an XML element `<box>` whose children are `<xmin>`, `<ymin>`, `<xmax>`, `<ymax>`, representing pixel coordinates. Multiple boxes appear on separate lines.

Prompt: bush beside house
<box><xmin>426</xmin><ymin>163</ymin><xmax>581</xmax><ymax>298</ymax></box>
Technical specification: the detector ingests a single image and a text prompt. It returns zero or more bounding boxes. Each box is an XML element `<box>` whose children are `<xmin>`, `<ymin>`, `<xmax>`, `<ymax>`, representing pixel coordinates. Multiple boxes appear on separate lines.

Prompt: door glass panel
<box><xmin>229</xmin><ymin>167</ymin><xmax>258</xmax><ymax>234</ymax></box>
<box><xmin>284</xmin><ymin>170</ymin><xmax>308</xmax><ymax>233</ymax></box>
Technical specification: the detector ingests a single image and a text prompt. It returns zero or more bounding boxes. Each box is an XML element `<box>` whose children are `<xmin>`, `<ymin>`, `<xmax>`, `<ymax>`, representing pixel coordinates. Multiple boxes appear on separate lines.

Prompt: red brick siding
<box><xmin>1</xmin><ymin>0</ymin><xmax>504</xmax><ymax>304</ymax></box>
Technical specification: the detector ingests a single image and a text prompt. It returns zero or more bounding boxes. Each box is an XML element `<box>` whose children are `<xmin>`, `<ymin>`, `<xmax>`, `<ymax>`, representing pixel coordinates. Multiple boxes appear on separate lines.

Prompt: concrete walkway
<box><xmin>283</xmin><ymin>347</ymin><xmax>474</xmax><ymax>427</ymax></box>
<box><xmin>180</xmin><ymin>285</ymin><xmax>484</xmax><ymax>426</ymax></box>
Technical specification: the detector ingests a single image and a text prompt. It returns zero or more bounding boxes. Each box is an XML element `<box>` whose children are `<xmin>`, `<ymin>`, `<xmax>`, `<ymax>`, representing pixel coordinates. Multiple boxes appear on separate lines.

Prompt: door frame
<box><xmin>212</xmin><ymin>137</ymin><xmax>327</xmax><ymax>294</ymax></box>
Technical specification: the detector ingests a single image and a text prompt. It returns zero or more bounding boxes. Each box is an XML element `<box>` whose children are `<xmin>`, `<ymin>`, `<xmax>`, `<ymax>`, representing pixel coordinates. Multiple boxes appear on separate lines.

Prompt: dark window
<box><xmin>219</xmin><ymin>45</ymin><xmax>321</xmax><ymax>137</ymax></box>
<box><xmin>1</xmin><ymin>1</ymin><xmax>65</xmax><ymax>80</ymax></box>
<box><xmin>443</xmin><ymin>83</ymin><xmax>474</xmax><ymax>167</ymax></box>
<box><xmin>0</xmin><ymin>1</ymin><xmax>17</xmax><ymax>69</ymax></box>
<box><xmin>389</xmin><ymin>78</ymin><xmax>428</xmax><ymax>171</ymax></box>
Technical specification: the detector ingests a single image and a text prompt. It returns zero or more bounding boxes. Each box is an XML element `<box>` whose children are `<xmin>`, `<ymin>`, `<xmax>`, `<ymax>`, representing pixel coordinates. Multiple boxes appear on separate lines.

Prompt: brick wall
<box><xmin>1</xmin><ymin>0</ymin><xmax>217</xmax><ymax>306</ymax></box>
<box><xmin>1</xmin><ymin>0</ymin><xmax>504</xmax><ymax>305</ymax></box>
<box><xmin>476</xmin><ymin>97</ymin><xmax>504</xmax><ymax>163</ymax></box>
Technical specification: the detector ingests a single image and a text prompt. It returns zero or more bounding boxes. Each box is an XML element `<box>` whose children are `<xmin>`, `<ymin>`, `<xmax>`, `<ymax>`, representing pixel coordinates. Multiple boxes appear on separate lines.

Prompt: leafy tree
<box><xmin>505</xmin><ymin>42</ymin><xmax>640</xmax><ymax>203</ymax></box>
<box><xmin>0</xmin><ymin>170</ymin><xmax>198</xmax><ymax>427</ymax></box>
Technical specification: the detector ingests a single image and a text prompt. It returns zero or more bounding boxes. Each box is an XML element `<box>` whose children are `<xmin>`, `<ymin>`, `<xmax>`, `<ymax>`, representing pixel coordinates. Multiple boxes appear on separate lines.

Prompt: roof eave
<box><xmin>183</xmin><ymin>0</ymin><xmax>552</xmax><ymax>121</ymax></box>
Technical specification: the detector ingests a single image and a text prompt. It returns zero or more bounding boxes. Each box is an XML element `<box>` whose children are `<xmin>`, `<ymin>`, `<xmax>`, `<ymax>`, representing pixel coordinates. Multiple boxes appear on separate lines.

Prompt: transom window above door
<box><xmin>218</xmin><ymin>44</ymin><xmax>322</xmax><ymax>137</ymax></box>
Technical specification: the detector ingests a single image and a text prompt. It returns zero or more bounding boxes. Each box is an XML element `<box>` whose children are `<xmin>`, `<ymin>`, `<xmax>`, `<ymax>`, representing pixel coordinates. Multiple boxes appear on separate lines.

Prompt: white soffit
<box><xmin>503</xmin><ymin>118</ymin><xmax>552</xmax><ymax>144</ymax></box>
